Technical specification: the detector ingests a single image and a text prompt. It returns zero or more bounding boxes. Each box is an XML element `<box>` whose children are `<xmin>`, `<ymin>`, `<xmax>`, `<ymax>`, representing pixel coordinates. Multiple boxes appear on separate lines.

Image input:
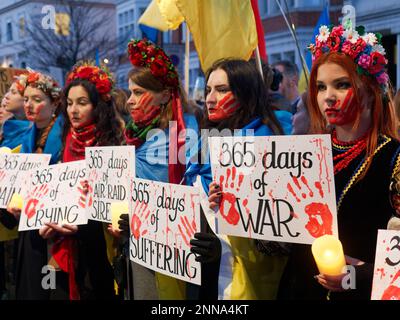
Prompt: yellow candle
<box><xmin>0</xmin><ymin>147</ymin><xmax>12</xmax><ymax>154</ymax></box>
<box><xmin>311</xmin><ymin>235</ymin><xmax>346</xmax><ymax>276</ymax></box>
<box><xmin>110</xmin><ymin>201</ymin><xmax>129</xmax><ymax>231</ymax></box>
<box><xmin>8</xmin><ymin>193</ymin><xmax>24</xmax><ymax>210</ymax></box>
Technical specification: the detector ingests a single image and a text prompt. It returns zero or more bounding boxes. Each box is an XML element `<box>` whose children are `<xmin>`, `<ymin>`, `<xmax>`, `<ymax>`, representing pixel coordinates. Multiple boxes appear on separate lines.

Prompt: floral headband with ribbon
<box><xmin>66</xmin><ymin>61</ymin><xmax>114</xmax><ymax>101</ymax></box>
<box><xmin>127</xmin><ymin>39</ymin><xmax>179</xmax><ymax>88</ymax></box>
<box><xmin>308</xmin><ymin>23</ymin><xmax>389</xmax><ymax>93</ymax></box>
<box><xmin>15</xmin><ymin>68</ymin><xmax>61</xmax><ymax>99</ymax></box>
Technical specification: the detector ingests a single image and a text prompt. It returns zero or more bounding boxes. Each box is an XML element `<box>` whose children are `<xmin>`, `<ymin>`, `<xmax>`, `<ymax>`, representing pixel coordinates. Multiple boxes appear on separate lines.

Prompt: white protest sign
<box><xmin>209</xmin><ymin>134</ymin><xmax>338</xmax><ymax>244</ymax></box>
<box><xmin>371</xmin><ymin>229</ymin><xmax>400</xmax><ymax>300</ymax></box>
<box><xmin>0</xmin><ymin>153</ymin><xmax>51</xmax><ymax>208</ymax></box>
<box><xmin>129</xmin><ymin>177</ymin><xmax>201</xmax><ymax>285</ymax></box>
<box><xmin>18</xmin><ymin>160</ymin><xmax>88</xmax><ymax>231</ymax></box>
<box><xmin>85</xmin><ymin>146</ymin><xmax>135</xmax><ymax>223</ymax></box>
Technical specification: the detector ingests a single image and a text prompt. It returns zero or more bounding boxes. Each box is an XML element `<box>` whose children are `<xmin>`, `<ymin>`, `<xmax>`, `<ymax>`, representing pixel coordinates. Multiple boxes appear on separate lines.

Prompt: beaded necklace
<box><xmin>332</xmin><ymin>129</ymin><xmax>369</xmax><ymax>175</ymax></box>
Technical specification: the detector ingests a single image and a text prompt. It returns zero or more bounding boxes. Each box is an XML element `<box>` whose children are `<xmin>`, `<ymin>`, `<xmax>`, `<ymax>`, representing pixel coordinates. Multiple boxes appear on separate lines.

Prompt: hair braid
<box><xmin>35</xmin><ymin>116</ymin><xmax>57</xmax><ymax>154</ymax></box>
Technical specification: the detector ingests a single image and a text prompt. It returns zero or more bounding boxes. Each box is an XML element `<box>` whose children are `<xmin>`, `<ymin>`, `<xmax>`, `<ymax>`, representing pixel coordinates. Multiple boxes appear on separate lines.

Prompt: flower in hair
<box><xmin>309</xmin><ymin>24</ymin><xmax>389</xmax><ymax>93</ymax></box>
<box><xmin>15</xmin><ymin>68</ymin><xmax>61</xmax><ymax>99</ymax></box>
<box><xmin>66</xmin><ymin>61</ymin><xmax>114</xmax><ymax>101</ymax></box>
<box><xmin>127</xmin><ymin>39</ymin><xmax>179</xmax><ymax>88</ymax></box>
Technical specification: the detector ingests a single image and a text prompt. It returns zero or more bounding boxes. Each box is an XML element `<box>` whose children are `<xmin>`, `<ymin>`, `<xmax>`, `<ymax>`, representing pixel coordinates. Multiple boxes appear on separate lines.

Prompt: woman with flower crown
<box><xmin>36</xmin><ymin>61</ymin><xmax>124</xmax><ymax>300</ymax></box>
<box><xmin>114</xmin><ymin>39</ymin><xmax>199</xmax><ymax>300</ymax></box>
<box><xmin>276</xmin><ymin>24</ymin><xmax>400</xmax><ymax>300</ymax></box>
<box><xmin>0</xmin><ymin>70</ymin><xmax>65</xmax><ymax>299</ymax></box>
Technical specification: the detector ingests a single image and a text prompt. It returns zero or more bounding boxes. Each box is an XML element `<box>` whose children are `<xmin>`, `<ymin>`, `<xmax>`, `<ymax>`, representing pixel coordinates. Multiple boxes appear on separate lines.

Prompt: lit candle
<box><xmin>8</xmin><ymin>193</ymin><xmax>24</xmax><ymax>210</ymax></box>
<box><xmin>0</xmin><ymin>147</ymin><xmax>12</xmax><ymax>154</ymax></box>
<box><xmin>311</xmin><ymin>235</ymin><xmax>346</xmax><ymax>276</ymax></box>
<box><xmin>110</xmin><ymin>201</ymin><xmax>129</xmax><ymax>231</ymax></box>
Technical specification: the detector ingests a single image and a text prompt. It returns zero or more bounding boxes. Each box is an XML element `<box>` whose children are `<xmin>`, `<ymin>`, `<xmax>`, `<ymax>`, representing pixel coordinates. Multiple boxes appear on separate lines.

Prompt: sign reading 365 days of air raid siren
<box><xmin>209</xmin><ymin>134</ymin><xmax>338</xmax><ymax>245</ymax></box>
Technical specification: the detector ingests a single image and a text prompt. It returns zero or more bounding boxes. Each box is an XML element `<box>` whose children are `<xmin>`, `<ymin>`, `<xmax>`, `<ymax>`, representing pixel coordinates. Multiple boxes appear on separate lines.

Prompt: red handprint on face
<box><xmin>287</xmin><ymin>175</ymin><xmax>332</xmax><ymax>238</ymax></box>
<box><xmin>24</xmin><ymin>184</ymin><xmax>49</xmax><ymax>219</ymax></box>
<box><xmin>130</xmin><ymin>92</ymin><xmax>161</xmax><ymax>127</ymax></box>
<box><xmin>208</xmin><ymin>92</ymin><xmax>240</xmax><ymax>122</ymax></box>
<box><xmin>130</xmin><ymin>201</ymin><xmax>151</xmax><ymax>239</ymax></box>
<box><xmin>218</xmin><ymin>167</ymin><xmax>249</xmax><ymax>226</ymax></box>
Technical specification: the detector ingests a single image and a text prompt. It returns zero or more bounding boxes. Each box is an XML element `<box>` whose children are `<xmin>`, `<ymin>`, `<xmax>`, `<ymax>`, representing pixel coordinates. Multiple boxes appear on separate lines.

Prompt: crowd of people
<box><xmin>0</xmin><ymin>22</ymin><xmax>400</xmax><ymax>301</ymax></box>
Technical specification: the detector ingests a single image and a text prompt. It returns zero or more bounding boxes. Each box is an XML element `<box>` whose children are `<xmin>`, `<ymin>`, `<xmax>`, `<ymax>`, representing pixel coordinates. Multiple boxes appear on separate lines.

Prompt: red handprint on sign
<box><xmin>381</xmin><ymin>269</ymin><xmax>400</xmax><ymax>300</ymax></box>
<box><xmin>218</xmin><ymin>167</ymin><xmax>249</xmax><ymax>226</ymax></box>
<box><xmin>177</xmin><ymin>215</ymin><xmax>197</xmax><ymax>247</ymax></box>
<box><xmin>287</xmin><ymin>175</ymin><xmax>332</xmax><ymax>238</ymax></box>
<box><xmin>80</xmin><ymin>170</ymin><xmax>98</xmax><ymax>208</ymax></box>
<box><xmin>24</xmin><ymin>184</ymin><xmax>49</xmax><ymax>219</ymax></box>
<box><xmin>130</xmin><ymin>201</ymin><xmax>151</xmax><ymax>240</ymax></box>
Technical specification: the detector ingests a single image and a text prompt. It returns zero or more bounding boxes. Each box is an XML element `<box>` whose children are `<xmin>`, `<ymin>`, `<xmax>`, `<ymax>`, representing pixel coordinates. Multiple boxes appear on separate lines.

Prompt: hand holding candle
<box><xmin>312</xmin><ymin>234</ymin><xmax>346</xmax><ymax>276</ymax></box>
<box><xmin>111</xmin><ymin>201</ymin><xmax>129</xmax><ymax>231</ymax></box>
<box><xmin>8</xmin><ymin>193</ymin><xmax>24</xmax><ymax>210</ymax></box>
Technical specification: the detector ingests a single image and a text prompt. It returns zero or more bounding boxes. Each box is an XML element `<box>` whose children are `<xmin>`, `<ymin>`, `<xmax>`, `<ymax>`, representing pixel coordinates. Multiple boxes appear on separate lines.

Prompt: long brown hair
<box><xmin>308</xmin><ymin>52</ymin><xmax>399</xmax><ymax>178</ymax></box>
<box><xmin>127</xmin><ymin>67</ymin><xmax>191</xmax><ymax>130</ymax></box>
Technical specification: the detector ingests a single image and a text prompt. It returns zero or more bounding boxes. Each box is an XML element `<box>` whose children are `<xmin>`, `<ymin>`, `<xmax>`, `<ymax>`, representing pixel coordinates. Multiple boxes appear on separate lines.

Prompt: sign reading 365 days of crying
<box><xmin>85</xmin><ymin>146</ymin><xmax>135</xmax><ymax>223</ymax></box>
<box><xmin>129</xmin><ymin>177</ymin><xmax>201</xmax><ymax>285</ymax></box>
<box><xmin>18</xmin><ymin>160</ymin><xmax>88</xmax><ymax>231</ymax></box>
<box><xmin>209</xmin><ymin>134</ymin><xmax>338</xmax><ymax>245</ymax></box>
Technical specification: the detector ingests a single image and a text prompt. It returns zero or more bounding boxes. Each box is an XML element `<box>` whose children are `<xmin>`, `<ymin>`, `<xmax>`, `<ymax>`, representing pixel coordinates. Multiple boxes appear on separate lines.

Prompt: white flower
<box><xmin>317</xmin><ymin>25</ymin><xmax>330</xmax><ymax>42</ymax></box>
<box><xmin>343</xmin><ymin>29</ymin><xmax>360</xmax><ymax>44</ymax></box>
<box><xmin>362</xmin><ymin>33</ymin><xmax>377</xmax><ymax>46</ymax></box>
<box><xmin>372</xmin><ymin>44</ymin><xmax>386</xmax><ymax>55</ymax></box>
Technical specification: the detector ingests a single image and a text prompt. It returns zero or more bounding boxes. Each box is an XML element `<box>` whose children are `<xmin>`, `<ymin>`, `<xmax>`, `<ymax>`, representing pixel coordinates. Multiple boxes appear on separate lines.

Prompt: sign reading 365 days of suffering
<box><xmin>18</xmin><ymin>160</ymin><xmax>88</xmax><ymax>231</ymax></box>
<box><xmin>209</xmin><ymin>135</ymin><xmax>338</xmax><ymax>245</ymax></box>
<box><xmin>85</xmin><ymin>146</ymin><xmax>135</xmax><ymax>223</ymax></box>
<box><xmin>129</xmin><ymin>177</ymin><xmax>201</xmax><ymax>285</ymax></box>
<box><xmin>0</xmin><ymin>153</ymin><xmax>51</xmax><ymax>209</ymax></box>
<box><xmin>371</xmin><ymin>230</ymin><xmax>400</xmax><ymax>300</ymax></box>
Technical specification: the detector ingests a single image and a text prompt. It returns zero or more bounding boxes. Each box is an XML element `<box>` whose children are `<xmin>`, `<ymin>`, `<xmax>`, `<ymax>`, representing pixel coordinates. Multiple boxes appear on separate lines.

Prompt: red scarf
<box><xmin>63</xmin><ymin>124</ymin><xmax>96</xmax><ymax>162</ymax></box>
<box><xmin>56</xmin><ymin>124</ymin><xmax>97</xmax><ymax>300</ymax></box>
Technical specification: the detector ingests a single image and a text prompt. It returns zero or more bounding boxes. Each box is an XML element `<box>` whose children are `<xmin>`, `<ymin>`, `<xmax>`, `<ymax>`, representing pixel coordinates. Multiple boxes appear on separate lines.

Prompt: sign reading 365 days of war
<box><xmin>209</xmin><ymin>134</ymin><xmax>338</xmax><ymax>245</ymax></box>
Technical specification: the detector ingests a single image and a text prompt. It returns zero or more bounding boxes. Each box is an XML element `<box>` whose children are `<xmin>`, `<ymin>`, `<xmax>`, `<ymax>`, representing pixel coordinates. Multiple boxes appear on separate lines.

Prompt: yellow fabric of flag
<box><xmin>175</xmin><ymin>0</ymin><xmax>258</xmax><ymax>72</ymax></box>
<box><xmin>138</xmin><ymin>0</ymin><xmax>171</xmax><ymax>32</ymax></box>
<box><xmin>157</xmin><ymin>0</ymin><xmax>184</xmax><ymax>30</ymax></box>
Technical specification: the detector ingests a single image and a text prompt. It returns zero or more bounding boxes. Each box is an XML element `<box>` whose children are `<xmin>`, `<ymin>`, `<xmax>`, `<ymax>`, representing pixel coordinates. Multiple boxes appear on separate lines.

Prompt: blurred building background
<box><xmin>1</xmin><ymin>0</ymin><xmax>399</xmax><ymax>93</ymax></box>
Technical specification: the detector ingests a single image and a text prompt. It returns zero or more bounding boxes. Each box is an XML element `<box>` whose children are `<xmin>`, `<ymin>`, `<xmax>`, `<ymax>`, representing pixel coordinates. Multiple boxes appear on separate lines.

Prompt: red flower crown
<box><xmin>66</xmin><ymin>61</ymin><xmax>114</xmax><ymax>101</ymax></box>
<box><xmin>127</xmin><ymin>39</ymin><xmax>179</xmax><ymax>88</ymax></box>
<box><xmin>308</xmin><ymin>24</ymin><xmax>389</xmax><ymax>93</ymax></box>
<box><xmin>15</xmin><ymin>68</ymin><xmax>61</xmax><ymax>99</ymax></box>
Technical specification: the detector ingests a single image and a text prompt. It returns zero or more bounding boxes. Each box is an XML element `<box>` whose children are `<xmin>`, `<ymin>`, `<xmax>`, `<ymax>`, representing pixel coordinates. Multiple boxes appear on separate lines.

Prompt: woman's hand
<box><xmin>107</xmin><ymin>223</ymin><xmax>121</xmax><ymax>238</ymax></box>
<box><xmin>39</xmin><ymin>223</ymin><xmax>78</xmax><ymax>239</ymax></box>
<box><xmin>208</xmin><ymin>182</ymin><xmax>222</xmax><ymax>210</ymax></box>
<box><xmin>315</xmin><ymin>255</ymin><xmax>365</xmax><ymax>292</ymax></box>
<box><xmin>6</xmin><ymin>204</ymin><xmax>21</xmax><ymax>220</ymax></box>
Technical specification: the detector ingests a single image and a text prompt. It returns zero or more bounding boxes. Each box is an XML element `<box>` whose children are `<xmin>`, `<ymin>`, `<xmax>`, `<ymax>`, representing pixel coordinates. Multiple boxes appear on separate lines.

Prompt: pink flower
<box><xmin>357</xmin><ymin>54</ymin><xmax>371</xmax><ymax>69</ymax></box>
<box><xmin>376</xmin><ymin>72</ymin><xmax>389</xmax><ymax>85</ymax></box>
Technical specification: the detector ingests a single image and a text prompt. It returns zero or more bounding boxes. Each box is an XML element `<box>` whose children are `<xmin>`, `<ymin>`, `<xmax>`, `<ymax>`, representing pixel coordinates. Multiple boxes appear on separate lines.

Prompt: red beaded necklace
<box><xmin>332</xmin><ymin>129</ymin><xmax>369</xmax><ymax>174</ymax></box>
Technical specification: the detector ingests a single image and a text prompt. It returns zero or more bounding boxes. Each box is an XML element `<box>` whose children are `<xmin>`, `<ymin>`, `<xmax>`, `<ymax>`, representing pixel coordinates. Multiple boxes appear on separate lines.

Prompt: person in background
<box><xmin>291</xmin><ymin>91</ymin><xmax>310</xmax><ymax>135</ymax></box>
<box><xmin>272</xmin><ymin>60</ymin><xmax>301</xmax><ymax>114</ymax></box>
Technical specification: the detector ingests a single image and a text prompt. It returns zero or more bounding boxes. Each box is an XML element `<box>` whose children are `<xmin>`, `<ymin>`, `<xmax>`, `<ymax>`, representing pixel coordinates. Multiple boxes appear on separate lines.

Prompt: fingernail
<box><xmin>314</xmin><ymin>275</ymin><xmax>319</xmax><ymax>280</ymax></box>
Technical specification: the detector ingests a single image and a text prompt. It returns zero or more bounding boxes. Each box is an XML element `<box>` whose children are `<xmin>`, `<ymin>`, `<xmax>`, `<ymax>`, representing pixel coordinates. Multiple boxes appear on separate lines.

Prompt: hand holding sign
<box><xmin>39</xmin><ymin>223</ymin><xmax>78</xmax><ymax>239</ymax></box>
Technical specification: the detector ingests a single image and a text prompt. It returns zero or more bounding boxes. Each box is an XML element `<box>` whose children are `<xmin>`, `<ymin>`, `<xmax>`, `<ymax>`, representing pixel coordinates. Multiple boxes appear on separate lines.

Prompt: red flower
<box><xmin>136</xmin><ymin>40</ymin><xmax>147</xmax><ymax>52</ymax></box>
<box><xmin>326</xmin><ymin>36</ymin><xmax>341</xmax><ymax>52</ymax></box>
<box><xmin>27</xmin><ymin>72</ymin><xmax>39</xmax><ymax>84</ymax></box>
<box><xmin>369</xmin><ymin>52</ymin><xmax>386</xmax><ymax>74</ymax></box>
<box><xmin>150</xmin><ymin>58</ymin><xmax>168</xmax><ymax>77</ymax></box>
<box><xmin>96</xmin><ymin>79</ymin><xmax>112</xmax><ymax>94</ymax></box>
<box><xmin>146</xmin><ymin>45</ymin><xmax>157</xmax><ymax>58</ymax></box>
<box><xmin>77</xmin><ymin>66</ymin><xmax>94</xmax><ymax>79</ymax></box>
<box><xmin>130</xmin><ymin>52</ymin><xmax>144</xmax><ymax>67</ymax></box>
<box><xmin>330</xmin><ymin>25</ymin><xmax>344</xmax><ymax>37</ymax></box>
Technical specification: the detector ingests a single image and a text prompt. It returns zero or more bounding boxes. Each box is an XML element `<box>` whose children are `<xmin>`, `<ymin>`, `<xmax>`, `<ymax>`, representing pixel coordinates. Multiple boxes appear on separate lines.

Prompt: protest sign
<box><xmin>371</xmin><ymin>229</ymin><xmax>400</xmax><ymax>300</ymax></box>
<box><xmin>0</xmin><ymin>153</ymin><xmax>51</xmax><ymax>209</ymax></box>
<box><xmin>18</xmin><ymin>160</ymin><xmax>88</xmax><ymax>231</ymax></box>
<box><xmin>85</xmin><ymin>146</ymin><xmax>135</xmax><ymax>223</ymax></box>
<box><xmin>129</xmin><ymin>177</ymin><xmax>201</xmax><ymax>284</ymax></box>
<box><xmin>209</xmin><ymin>134</ymin><xmax>337</xmax><ymax>244</ymax></box>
